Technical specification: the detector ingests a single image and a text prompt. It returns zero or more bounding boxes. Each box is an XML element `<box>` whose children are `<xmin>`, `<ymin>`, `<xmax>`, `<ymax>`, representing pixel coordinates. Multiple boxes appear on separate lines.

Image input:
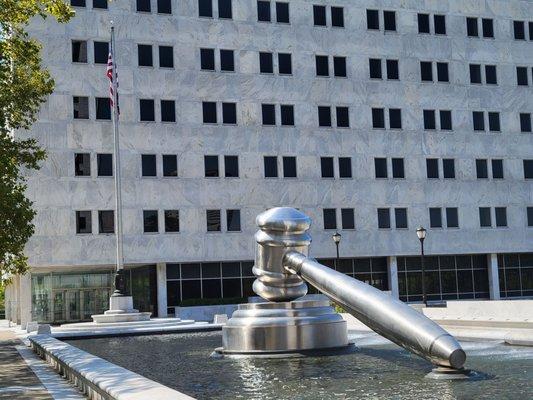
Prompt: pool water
<box><xmin>67</xmin><ymin>331</ymin><xmax>533</xmax><ymax>399</ymax></box>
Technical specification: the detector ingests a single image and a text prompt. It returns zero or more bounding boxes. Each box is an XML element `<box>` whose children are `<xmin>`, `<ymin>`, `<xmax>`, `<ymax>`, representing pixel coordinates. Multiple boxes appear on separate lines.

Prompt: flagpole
<box><xmin>110</xmin><ymin>23</ymin><xmax>125</xmax><ymax>296</ymax></box>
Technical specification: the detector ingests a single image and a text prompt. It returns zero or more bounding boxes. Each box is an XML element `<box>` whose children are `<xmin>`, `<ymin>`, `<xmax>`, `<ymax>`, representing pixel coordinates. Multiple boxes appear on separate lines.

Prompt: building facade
<box><xmin>6</xmin><ymin>0</ymin><xmax>533</xmax><ymax>325</ymax></box>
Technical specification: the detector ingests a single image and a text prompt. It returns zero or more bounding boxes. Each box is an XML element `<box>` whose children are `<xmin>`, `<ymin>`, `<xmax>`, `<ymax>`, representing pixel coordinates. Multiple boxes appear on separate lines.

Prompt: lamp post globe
<box><xmin>332</xmin><ymin>232</ymin><xmax>341</xmax><ymax>265</ymax></box>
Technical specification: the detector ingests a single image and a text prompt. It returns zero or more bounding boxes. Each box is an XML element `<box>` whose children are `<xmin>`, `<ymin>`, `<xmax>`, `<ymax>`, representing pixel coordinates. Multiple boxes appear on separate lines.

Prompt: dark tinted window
<box><xmin>530</xmin><ymin>22</ymin><xmax>533</xmax><ymax>41</ymax></box>
<box><xmin>159</xmin><ymin>46</ymin><xmax>174</xmax><ymax>68</ymax></box>
<box><xmin>383</xmin><ymin>11</ymin><xmax>396</xmax><ymax>31</ymax></box>
<box><xmin>426</xmin><ymin>159</ymin><xmax>439</xmax><ymax>178</ymax></box>
<box><xmin>137</xmin><ymin>0</ymin><xmax>151</xmax><ymax>12</ymax></box>
<box><xmin>76</xmin><ymin>211</ymin><xmax>92</xmax><ymax>234</ymax></box>
<box><xmin>280</xmin><ymin>105</ymin><xmax>294</xmax><ymax>126</ymax></box>
<box><xmin>336</xmin><ymin>107</ymin><xmax>349</xmax><ymax>127</ymax></box>
<box><xmin>429</xmin><ymin>208</ymin><xmax>442</xmax><ymax>228</ymax></box>
<box><xmin>446</xmin><ymin>208</ymin><xmax>459</xmax><ymax>228</ymax></box>
<box><xmin>98</xmin><ymin>210</ymin><xmax>114</xmax><ymax>234</ymax></box>
<box><xmin>203</xmin><ymin>101</ymin><xmax>217</xmax><ymax>123</ymax></box>
<box><xmin>278</xmin><ymin>53</ymin><xmax>292</xmax><ymax>74</ymax></box>
<box><xmin>386</xmin><ymin>59</ymin><xmax>399</xmax><ymax>79</ymax></box>
<box><xmin>283</xmin><ymin>156</ymin><xmax>297</xmax><ymax>178</ymax></box>
<box><xmin>467</xmin><ymin>17</ymin><xmax>478</xmax><ymax>37</ymax></box>
<box><xmin>143</xmin><ymin>210</ymin><xmax>159</xmax><ymax>233</ymax></box>
<box><xmin>418</xmin><ymin>13</ymin><xmax>430</xmax><ymax>33</ymax></box>
<box><xmin>224</xmin><ymin>155</ymin><xmax>239</xmax><ymax>178</ymax></box>
<box><xmin>524</xmin><ymin>160</ymin><xmax>533</xmax><ymax>179</ymax></box>
<box><xmin>495</xmin><ymin>207</ymin><xmax>507</xmax><ymax>227</ymax></box>
<box><xmin>165</xmin><ymin>210</ymin><xmax>179</xmax><ymax>232</ymax></box>
<box><xmin>424</xmin><ymin>109</ymin><xmax>436</xmax><ymax>129</ymax></box>
<box><xmin>226</xmin><ymin>209</ymin><xmax>241</xmax><ymax>231</ymax></box>
<box><xmin>434</xmin><ymin>15</ymin><xmax>446</xmax><ymax>34</ymax></box>
<box><xmin>339</xmin><ymin>157</ymin><xmax>352</xmax><ymax>178</ymax></box>
<box><xmin>94</xmin><ymin>41</ymin><xmax>109</xmax><ymax>64</ymax></box>
<box><xmin>222</xmin><ymin>102</ymin><xmax>237</xmax><ymax>124</ymax></box>
<box><xmin>476</xmin><ymin>159</ymin><xmax>488</xmax><ymax>179</ymax></box>
<box><xmin>204</xmin><ymin>155</ymin><xmax>219</xmax><ymax>177</ymax></box>
<box><xmin>482</xmin><ymin>18</ymin><xmax>493</xmax><ymax>38</ymax></box>
<box><xmin>141</xmin><ymin>154</ymin><xmax>156</xmax><ymax>177</ymax></box>
<box><xmin>199</xmin><ymin>0</ymin><xmax>212</xmax><ymax>17</ymax></box>
<box><xmin>517</xmin><ymin>67</ymin><xmax>528</xmax><ymax>86</ymax></box>
<box><xmin>318</xmin><ymin>106</ymin><xmax>331</xmax><ymax>127</ymax></box>
<box><xmin>95</xmin><ymin>97</ymin><xmax>111</xmax><ymax>120</ymax></box>
<box><xmin>440</xmin><ymin>110</ymin><xmax>452</xmax><ymax>130</ymax></box>
<box><xmin>71</xmin><ymin>0</ymin><xmax>86</xmax><ymax>6</ymax></box>
<box><xmin>259</xmin><ymin>52</ymin><xmax>273</xmax><ymax>73</ymax></box>
<box><xmin>528</xmin><ymin>207</ymin><xmax>533</xmax><ymax>227</ymax></box>
<box><xmin>201</xmin><ymin>48</ymin><xmax>215</xmax><ymax>70</ymax></box>
<box><xmin>140</xmin><ymin>99</ymin><xmax>155</xmax><ymax>121</ymax></box>
<box><xmin>138</xmin><ymin>44</ymin><xmax>153</xmax><ymax>66</ymax></box>
<box><xmin>321</xmin><ymin>157</ymin><xmax>334</xmax><ymax>178</ymax></box>
<box><xmin>488</xmin><ymin>112</ymin><xmax>500</xmax><ymax>132</ymax></box>
<box><xmin>420</xmin><ymin>61</ymin><xmax>433</xmax><ymax>81</ymax></box>
<box><xmin>395</xmin><ymin>208</ymin><xmax>408</xmax><ymax>229</ymax></box>
<box><xmin>392</xmin><ymin>158</ymin><xmax>404</xmax><ymax>178</ymax></box>
<box><xmin>492</xmin><ymin>159</ymin><xmax>503</xmax><ymax>179</ymax></box>
<box><xmin>473</xmin><ymin>111</ymin><xmax>485</xmax><ymax>131</ymax></box>
<box><xmin>377</xmin><ymin>208</ymin><xmax>390</xmax><ymax>229</ymax></box>
<box><xmin>437</xmin><ymin>62</ymin><xmax>448</xmax><ymax>82</ymax></box>
<box><xmin>520</xmin><ymin>113</ymin><xmax>532</xmax><ymax>132</ymax></box>
<box><xmin>442</xmin><ymin>159</ymin><xmax>455</xmax><ymax>179</ymax></box>
<box><xmin>276</xmin><ymin>2</ymin><xmax>289</xmax><ymax>23</ymax></box>
<box><xmin>313</xmin><ymin>5</ymin><xmax>326</xmax><ymax>26</ymax></box>
<box><xmin>315</xmin><ymin>55</ymin><xmax>329</xmax><ymax>76</ymax></box>
<box><xmin>341</xmin><ymin>209</ymin><xmax>354</xmax><ymax>229</ymax></box>
<box><xmin>469</xmin><ymin>64</ymin><xmax>481</xmax><ymax>83</ymax></box>
<box><xmin>323</xmin><ymin>209</ymin><xmax>337</xmax><ymax>229</ymax></box>
<box><xmin>331</xmin><ymin>7</ymin><xmax>344</xmax><ymax>27</ymax></box>
<box><xmin>514</xmin><ymin>20</ymin><xmax>525</xmax><ymax>40</ymax></box>
<box><xmin>161</xmin><ymin>100</ymin><xmax>175</xmax><ymax>122</ymax></box>
<box><xmin>374</xmin><ymin>158</ymin><xmax>387</xmax><ymax>178</ymax></box>
<box><xmin>72</xmin><ymin>40</ymin><xmax>87</xmax><ymax>63</ymax></box>
<box><xmin>333</xmin><ymin>56</ymin><xmax>346</xmax><ymax>77</ymax></box>
<box><xmin>372</xmin><ymin>108</ymin><xmax>385</xmax><ymax>128</ymax></box>
<box><xmin>389</xmin><ymin>108</ymin><xmax>402</xmax><ymax>129</ymax></box>
<box><xmin>485</xmin><ymin>65</ymin><xmax>497</xmax><ymax>84</ymax></box>
<box><xmin>73</xmin><ymin>96</ymin><xmax>89</xmax><ymax>119</ymax></box>
<box><xmin>257</xmin><ymin>0</ymin><xmax>270</xmax><ymax>21</ymax></box>
<box><xmin>93</xmin><ymin>0</ymin><xmax>107</xmax><ymax>8</ymax></box>
<box><xmin>75</xmin><ymin>153</ymin><xmax>91</xmax><ymax>176</ymax></box>
<box><xmin>218</xmin><ymin>0</ymin><xmax>232</xmax><ymax>19</ymax></box>
<box><xmin>163</xmin><ymin>154</ymin><xmax>178</xmax><ymax>177</ymax></box>
<box><xmin>157</xmin><ymin>0</ymin><xmax>172</xmax><ymax>14</ymax></box>
<box><xmin>220</xmin><ymin>49</ymin><xmax>234</xmax><ymax>71</ymax></box>
<box><xmin>206</xmin><ymin>209</ymin><xmax>221</xmax><ymax>231</ymax></box>
<box><xmin>97</xmin><ymin>153</ymin><xmax>112</xmax><ymax>176</ymax></box>
<box><xmin>367</xmin><ymin>9</ymin><xmax>379</xmax><ymax>30</ymax></box>
<box><xmin>262</xmin><ymin>104</ymin><xmax>276</xmax><ymax>125</ymax></box>
<box><xmin>369</xmin><ymin>58</ymin><xmax>382</xmax><ymax>79</ymax></box>
<box><xmin>264</xmin><ymin>156</ymin><xmax>278</xmax><ymax>177</ymax></box>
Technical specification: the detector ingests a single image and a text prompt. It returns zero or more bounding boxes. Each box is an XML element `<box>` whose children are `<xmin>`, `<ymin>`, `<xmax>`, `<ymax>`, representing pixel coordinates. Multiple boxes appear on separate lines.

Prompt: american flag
<box><xmin>106</xmin><ymin>50</ymin><xmax>119</xmax><ymax>113</ymax></box>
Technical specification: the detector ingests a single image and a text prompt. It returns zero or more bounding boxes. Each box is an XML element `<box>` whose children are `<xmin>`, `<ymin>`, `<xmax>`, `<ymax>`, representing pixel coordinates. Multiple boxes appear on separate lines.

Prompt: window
<box><xmin>488</xmin><ymin>112</ymin><xmax>500</xmax><ymax>132</ymax></box>
<box><xmin>495</xmin><ymin>207</ymin><xmax>507</xmax><ymax>227</ymax></box>
<box><xmin>73</xmin><ymin>96</ymin><xmax>89</xmax><ymax>119</ymax></box>
<box><xmin>97</xmin><ymin>154</ymin><xmax>112</xmax><ymax>176</ymax></box>
<box><xmin>278</xmin><ymin>53</ymin><xmax>292</xmax><ymax>74</ymax></box>
<box><xmin>143</xmin><ymin>210</ymin><xmax>159</xmax><ymax>233</ymax></box>
<box><xmin>336</xmin><ymin>107</ymin><xmax>349</xmax><ymax>127</ymax></box>
<box><xmin>75</xmin><ymin>153</ymin><xmax>91</xmax><ymax>176</ymax></box>
<box><xmin>258</xmin><ymin>1</ymin><xmax>271</xmax><ymax>22</ymax></box>
<box><xmin>331</xmin><ymin>7</ymin><xmax>344</xmax><ymax>27</ymax></box>
<box><xmin>524</xmin><ymin>160</ymin><xmax>533</xmax><ymax>179</ymax></box>
<box><xmin>218</xmin><ymin>0</ymin><xmax>232</xmax><ymax>19</ymax></box>
<box><xmin>420</xmin><ymin>61</ymin><xmax>433</xmax><ymax>81</ymax></box>
<box><xmin>391</xmin><ymin>158</ymin><xmax>404</xmax><ymax>178</ymax></box>
<box><xmin>226</xmin><ymin>209</ymin><xmax>241</xmax><ymax>231</ymax></box>
<box><xmin>276</xmin><ymin>2</ymin><xmax>289</xmax><ymax>23</ymax></box>
<box><xmin>434</xmin><ymin>15</ymin><xmax>446</xmax><ymax>35</ymax></box>
<box><xmin>436</xmin><ymin>62</ymin><xmax>449</xmax><ymax>82</ymax></box>
<box><xmin>528</xmin><ymin>207</ymin><xmax>533</xmax><ymax>227</ymax></box>
<box><xmin>429</xmin><ymin>208</ymin><xmax>442</xmax><ymax>228</ymax></box>
<box><xmin>72</xmin><ymin>40</ymin><xmax>87</xmax><ymax>63</ymax></box>
<box><xmin>442</xmin><ymin>159</ymin><xmax>455</xmax><ymax>179</ymax></box>
<box><xmin>283</xmin><ymin>156</ymin><xmax>297</xmax><ymax>178</ymax></box>
<box><xmin>140</xmin><ymin>99</ymin><xmax>155</xmax><ymax>121</ymax></box>
<box><xmin>386</xmin><ymin>59</ymin><xmax>399</xmax><ymax>80</ymax></box>
<box><xmin>440</xmin><ymin>110</ymin><xmax>452</xmax><ymax>130</ymax></box>
<box><xmin>418</xmin><ymin>13</ymin><xmax>430</xmax><ymax>33</ymax></box>
<box><xmin>202</xmin><ymin>101</ymin><xmax>217</xmax><ymax>123</ymax></box>
<box><xmin>93</xmin><ymin>0</ymin><xmax>107</xmax><ymax>9</ymax></box>
<box><xmin>71</xmin><ymin>0</ymin><xmax>86</xmax><ymax>6</ymax></box>
<box><xmin>280</xmin><ymin>105</ymin><xmax>294</xmax><ymax>126</ymax></box>
<box><xmin>163</xmin><ymin>155</ymin><xmax>178</xmax><ymax>177</ymax></box>
<box><xmin>377</xmin><ymin>208</ymin><xmax>390</xmax><ymax>229</ymax></box>
<box><xmin>93</xmin><ymin>41</ymin><xmax>109</xmax><ymax>64</ymax></box>
<box><xmin>137</xmin><ymin>0</ymin><xmax>151</xmax><ymax>12</ymax></box>
<box><xmin>76</xmin><ymin>211</ymin><xmax>92</xmax><ymax>234</ymax></box>
<box><xmin>485</xmin><ymin>65</ymin><xmax>497</xmax><ymax>84</ymax></box>
<box><xmin>138</xmin><ymin>44</ymin><xmax>153</xmax><ymax>67</ymax></box>
<box><xmin>514</xmin><ymin>20</ymin><xmax>525</xmax><ymax>40</ymax></box>
<box><xmin>426</xmin><ymin>159</ymin><xmax>439</xmax><ymax>179</ymax></box>
<box><xmin>473</xmin><ymin>111</ymin><xmax>485</xmax><ymax>131</ymax></box>
<box><xmin>383</xmin><ymin>11</ymin><xmax>396</xmax><ymax>31</ymax></box>
<box><xmin>165</xmin><ymin>210</ymin><xmax>179</xmax><ymax>232</ymax></box>
<box><xmin>389</xmin><ymin>108</ymin><xmax>402</xmax><ymax>129</ymax></box>
<box><xmin>323</xmin><ymin>209</ymin><xmax>337</xmax><ymax>230</ymax></box>
<box><xmin>492</xmin><ymin>159</ymin><xmax>503</xmax><ymax>179</ymax></box>
<box><xmin>476</xmin><ymin>159</ymin><xmax>488</xmax><ymax>179</ymax></box>
<box><xmin>367</xmin><ymin>9</ymin><xmax>379</xmax><ymax>30</ymax></box>
<box><xmin>374</xmin><ymin>158</ymin><xmax>387</xmax><ymax>178</ymax></box>
<box><xmin>159</xmin><ymin>46</ymin><xmax>174</xmax><ymax>68</ymax></box>
<box><xmin>395</xmin><ymin>208</ymin><xmax>408</xmax><ymax>229</ymax></box>
<box><xmin>160</xmin><ymin>100</ymin><xmax>175</xmax><ymax>122</ymax></box>
<box><xmin>424</xmin><ymin>110</ymin><xmax>436</xmax><ymax>130</ymax></box>
<box><xmin>318</xmin><ymin>106</ymin><xmax>332</xmax><ymax>127</ymax></box>
<box><xmin>204</xmin><ymin>155</ymin><xmax>219</xmax><ymax>177</ymax></box>
<box><xmin>372</xmin><ymin>108</ymin><xmax>385</xmax><ymax>128</ymax></box>
<box><xmin>98</xmin><ymin>210</ymin><xmax>114</xmax><ymax>234</ymax></box>
<box><xmin>315</xmin><ymin>55</ymin><xmax>329</xmax><ymax>76</ymax></box>
<box><xmin>220</xmin><ymin>50</ymin><xmax>235</xmax><ymax>72</ymax></box>
<box><xmin>339</xmin><ymin>157</ymin><xmax>352</xmax><ymax>178</ymax></box>
<box><xmin>141</xmin><ymin>154</ymin><xmax>157</xmax><ymax>177</ymax></box>
<box><xmin>259</xmin><ymin>52</ymin><xmax>273</xmax><ymax>73</ymax></box>
<box><xmin>482</xmin><ymin>18</ymin><xmax>493</xmax><ymax>38</ymax></box>
<box><xmin>313</xmin><ymin>5</ymin><xmax>326</xmax><ymax>26</ymax></box>
<box><xmin>262</xmin><ymin>104</ymin><xmax>275</xmax><ymax>125</ymax></box>
<box><xmin>517</xmin><ymin>67</ymin><xmax>529</xmax><ymax>86</ymax></box>
<box><xmin>206</xmin><ymin>210</ymin><xmax>221</xmax><ymax>231</ymax></box>
<box><xmin>264</xmin><ymin>156</ymin><xmax>278</xmax><ymax>177</ymax></box>
<box><xmin>341</xmin><ymin>209</ymin><xmax>355</xmax><ymax>229</ymax></box>
<box><xmin>198</xmin><ymin>0</ymin><xmax>212</xmax><ymax>17</ymax></box>
<box><xmin>466</xmin><ymin>17</ymin><xmax>478</xmax><ymax>37</ymax></box>
<box><xmin>333</xmin><ymin>57</ymin><xmax>346</xmax><ymax>77</ymax></box>
<box><xmin>95</xmin><ymin>97</ymin><xmax>111</xmax><ymax>120</ymax></box>
<box><xmin>369</xmin><ymin>58</ymin><xmax>382</xmax><ymax>79</ymax></box>
<box><xmin>157</xmin><ymin>0</ymin><xmax>172</xmax><ymax>14</ymax></box>
<box><xmin>224</xmin><ymin>155</ymin><xmax>239</xmax><ymax>178</ymax></box>
<box><xmin>201</xmin><ymin>48</ymin><xmax>215</xmax><ymax>70</ymax></box>
<box><xmin>222</xmin><ymin>102</ymin><xmax>236</xmax><ymax>124</ymax></box>
<box><xmin>479</xmin><ymin>207</ymin><xmax>491</xmax><ymax>227</ymax></box>
<box><xmin>520</xmin><ymin>113</ymin><xmax>532</xmax><ymax>132</ymax></box>
<box><xmin>470</xmin><ymin>64</ymin><xmax>481</xmax><ymax>84</ymax></box>
<box><xmin>321</xmin><ymin>157</ymin><xmax>334</xmax><ymax>178</ymax></box>
<box><xmin>446</xmin><ymin>208</ymin><xmax>459</xmax><ymax>228</ymax></box>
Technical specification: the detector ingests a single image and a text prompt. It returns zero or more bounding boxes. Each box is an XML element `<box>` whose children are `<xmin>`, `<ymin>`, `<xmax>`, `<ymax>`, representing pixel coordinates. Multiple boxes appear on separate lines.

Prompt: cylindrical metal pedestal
<box><xmin>217</xmin><ymin>300</ymin><xmax>349</xmax><ymax>356</ymax></box>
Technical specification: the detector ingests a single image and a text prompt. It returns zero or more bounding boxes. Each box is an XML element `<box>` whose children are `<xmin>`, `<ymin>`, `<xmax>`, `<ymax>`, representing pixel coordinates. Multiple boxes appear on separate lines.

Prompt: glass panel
<box><xmin>181</xmin><ymin>263</ymin><xmax>201</xmax><ymax>279</ymax></box>
<box><xmin>441</xmin><ymin>271</ymin><xmax>457</xmax><ymax>293</ymax></box>
<box><xmin>222</xmin><ymin>279</ymin><xmax>241</xmax><ymax>298</ymax></box>
<box><xmin>202</xmin><ymin>262</ymin><xmax>221</xmax><ymax>278</ymax></box>
<box><xmin>222</xmin><ymin>262</ymin><xmax>241</xmax><ymax>277</ymax></box>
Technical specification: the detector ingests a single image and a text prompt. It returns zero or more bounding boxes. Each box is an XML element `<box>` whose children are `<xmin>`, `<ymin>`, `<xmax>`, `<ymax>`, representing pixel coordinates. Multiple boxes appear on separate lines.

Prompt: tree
<box><xmin>0</xmin><ymin>1</ymin><xmax>73</xmax><ymax>279</ymax></box>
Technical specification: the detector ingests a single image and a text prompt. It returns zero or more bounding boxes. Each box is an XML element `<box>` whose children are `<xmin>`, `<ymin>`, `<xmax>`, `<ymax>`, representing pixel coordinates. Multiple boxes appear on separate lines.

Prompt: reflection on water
<box><xmin>67</xmin><ymin>331</ymin><xmax>533</xmax><ymax>400</ymax></box>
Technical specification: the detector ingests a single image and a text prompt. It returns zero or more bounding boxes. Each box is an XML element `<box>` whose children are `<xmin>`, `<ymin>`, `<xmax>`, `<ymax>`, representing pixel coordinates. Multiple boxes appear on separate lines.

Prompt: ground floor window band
<box><xmin>498</xmin><ymin>253</ymin><xmax>533</xmax><ymax>298</ymax></box>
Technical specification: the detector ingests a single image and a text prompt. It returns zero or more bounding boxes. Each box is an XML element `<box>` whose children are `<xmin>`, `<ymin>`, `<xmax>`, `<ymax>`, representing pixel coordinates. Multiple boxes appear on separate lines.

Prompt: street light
<box><xmin>332</xmin><ymin>232</ymin><xmax>341</xmax><ymax>265</ymax></box>
<box><xmin>416</xmin><ymin>227</ymin><xmax>427</xmax><ymax>307</ymax></box>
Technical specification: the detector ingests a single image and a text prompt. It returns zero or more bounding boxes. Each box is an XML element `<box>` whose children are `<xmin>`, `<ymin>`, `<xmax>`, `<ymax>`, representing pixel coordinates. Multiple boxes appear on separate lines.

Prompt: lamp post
<box><xmin>416</xmin><ymin>227</ymin><xmax>427</xmax><ymax>307</ymax></box>
<box><xmin>332</xmin><ymin>232</ymin><xmax>341</xmax><ymax>267</ymax></box>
